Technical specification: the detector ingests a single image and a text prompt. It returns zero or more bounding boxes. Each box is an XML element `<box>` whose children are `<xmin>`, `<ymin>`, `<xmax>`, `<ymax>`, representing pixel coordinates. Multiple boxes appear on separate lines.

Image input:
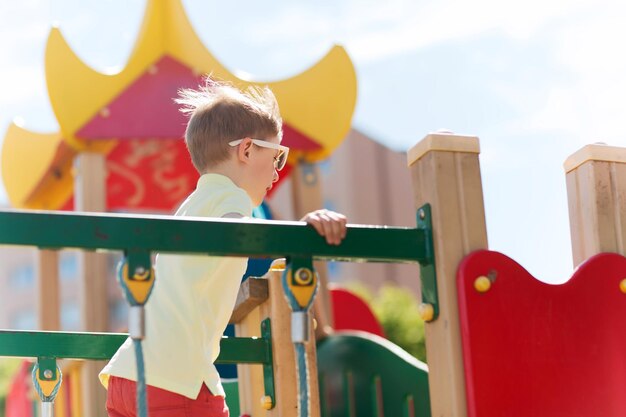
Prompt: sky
<box><xmin>1</xmin><ymin>0</ymin><xmax>626</xmax><ymax>282</ymax></box>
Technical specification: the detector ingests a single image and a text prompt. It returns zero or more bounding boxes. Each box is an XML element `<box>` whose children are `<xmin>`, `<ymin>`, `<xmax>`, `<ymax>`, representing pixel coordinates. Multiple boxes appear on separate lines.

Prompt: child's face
<box><xmin>246</xmin><ymin>136</ymin><xmax>281</xmax><ymax>205</ymax></box>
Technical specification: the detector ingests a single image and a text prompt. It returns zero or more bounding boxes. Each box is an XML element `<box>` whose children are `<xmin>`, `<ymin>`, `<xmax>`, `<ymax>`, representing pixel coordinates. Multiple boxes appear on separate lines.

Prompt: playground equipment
<box><xmin>0</xmin><ymin>209</ymin><xmax>434</xmax><ymax>417</ymax></box>
<box><xmin>5</xmin><ymin>132</ymin><xmax>626</xmax><ymax>417</ymax></box>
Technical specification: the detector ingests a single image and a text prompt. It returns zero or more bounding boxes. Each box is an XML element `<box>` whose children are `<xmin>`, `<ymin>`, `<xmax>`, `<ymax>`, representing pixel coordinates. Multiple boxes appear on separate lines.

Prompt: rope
<box><xmin>116</xmin><ymin>258</ymin><xmax>155</xmax><ymax>417</ymax></box>
<box><xmin>134</xmin><ymin>339</ymin><xmax>148</xmax><ymax>417</ymax></box>
<box><xmin>281</xmin><ymin>262</ymin><xmax>317</xmax><ymax>417</ymax></box>
<box><xmin>295</xmin><ymin>343</ymin><xmax>309</xmax><ymax>417</ymax></box>
<box><xmin>31</xmin><ymin>363</ymin><xmax>62</xmax><ymax>402</ymax></box>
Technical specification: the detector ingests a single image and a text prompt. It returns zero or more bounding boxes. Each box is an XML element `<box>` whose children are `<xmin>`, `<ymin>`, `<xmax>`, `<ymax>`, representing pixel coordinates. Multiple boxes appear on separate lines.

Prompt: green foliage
<box><xmin>0</xmin><ymin>358</ymin><xmax>22</xmax><ymax>417</ymax></box>
<box><xmin>346</xmin><ymin>283</ymin><xmax>427</xmax><ymax>363</ymax></box>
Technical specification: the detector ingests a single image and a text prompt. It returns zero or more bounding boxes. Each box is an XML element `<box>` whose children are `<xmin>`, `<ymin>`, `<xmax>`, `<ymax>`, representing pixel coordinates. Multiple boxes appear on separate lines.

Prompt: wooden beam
<box><xmin>235</xmin><ymin>260</ymin><xmax>321</xmax><ymax>417</ymax></box>
<box><xmin>407</xmin><ymin>132</ymin><xmax>488</xmax><ymax>417</ymax></box>
<box><xmin>74</xmin><ymin>152</ymin><xmax>108</xmax><ymax>417</ymax></box>
<box><xmin>229</xmin><ymin>277</ymin><xmax>269</xmax><ymax>324</ymax></box>
<box><xmin>36</xmin><ymin>250</ymin><xmax>60</xmax><ymax>330</ymax></box>
<box><xmin>564</xmin><ymin>143</ymin><xmax>626</xmax><ymax>265</ymax></box>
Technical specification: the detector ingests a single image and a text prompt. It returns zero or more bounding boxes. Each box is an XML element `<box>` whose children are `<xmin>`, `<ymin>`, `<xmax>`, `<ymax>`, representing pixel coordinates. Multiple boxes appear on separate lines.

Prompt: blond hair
<box><xmin>176</xmin><ymin>79</ymin><xmax>283</xmax><ymax>173</ymax></box>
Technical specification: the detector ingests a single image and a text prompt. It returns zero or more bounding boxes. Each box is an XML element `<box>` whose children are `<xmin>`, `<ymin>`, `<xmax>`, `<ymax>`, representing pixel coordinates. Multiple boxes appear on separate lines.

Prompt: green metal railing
<box><xmin>0</xmin><ymin>209</ymin><xmax>430</xmax><ymax>263</ymax></box>
<box><xmin>0</xmin><ymin>330</ymin><xmax>271</xmax><ymax>364</ymax></box>
<box><xmin>0</xmin><ymin>207</ymin><xmax>435</xmax><ymax>414</ymax></box>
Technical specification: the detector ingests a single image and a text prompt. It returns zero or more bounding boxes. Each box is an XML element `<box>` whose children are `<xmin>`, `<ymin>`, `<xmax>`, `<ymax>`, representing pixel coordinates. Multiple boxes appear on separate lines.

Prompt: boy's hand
<box><xmin>301</xmin><ymin>209</ymin><xmax>347</xmax><ymax>245</ymax></box>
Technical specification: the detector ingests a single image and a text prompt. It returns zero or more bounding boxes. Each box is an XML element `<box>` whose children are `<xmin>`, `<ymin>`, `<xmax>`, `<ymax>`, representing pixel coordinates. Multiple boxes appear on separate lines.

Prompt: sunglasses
<box><xmin>229</xmin><ymin>138</ymin><xmax>290</xmax><ymax>171</ymax></box>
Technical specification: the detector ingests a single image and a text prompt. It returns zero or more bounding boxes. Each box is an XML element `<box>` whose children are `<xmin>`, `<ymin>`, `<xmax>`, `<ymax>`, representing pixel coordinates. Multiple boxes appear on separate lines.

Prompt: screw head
<box><xmin>419</xmin><ymin>209</ymin><xmax>425</xmax><ymax>219</ymax></box>
<box><xmin>419</xmin><ymin>303</ymin><xmax>435</xmax><ymax>322</ymax></box>
<box><xmin>620</xmin><ymin>279</ymin><xmax>626</xmax><ymax>294</ymax></box>
<box><xmin>43</xmin><ymin>369</ymin><xmax>53</xmax><ymax>379</ymax></box>
<box><xmin>261</xmin><ymin>395</ymin><xmax>273</xmax><ymax>410</ymax></box>
<box><xmin>474</xmin><ymin>276</ymin><xmax>492</xmax><ymax>293</ymax></box>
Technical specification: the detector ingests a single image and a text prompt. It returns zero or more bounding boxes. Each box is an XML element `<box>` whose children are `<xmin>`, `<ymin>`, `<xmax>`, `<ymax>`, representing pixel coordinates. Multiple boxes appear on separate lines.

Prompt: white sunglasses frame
<box><xmin>228</xmin><ymin>138</ymin><xmax>290</xmax><ymax>171</ymax></box>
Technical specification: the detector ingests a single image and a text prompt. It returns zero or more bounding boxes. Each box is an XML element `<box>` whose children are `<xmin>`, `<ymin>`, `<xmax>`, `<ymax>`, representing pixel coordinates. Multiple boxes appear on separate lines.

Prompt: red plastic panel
<box><xmin>78</xmin><ymin>55</ymin><xmax>202</xmax><ymax>139</ymax></box>
<box><xmin>5</xmin><ymin>361</ymin><xmax>33</xmax><ymax>417</ymax></box>
<box><xmin>104</xmin><ymin>138</ymin><xmax>198</xmax><ymax>211</ymax></box>
<box><xmin>282</xmin><ymin>124</ymin><xmax>322</xmax><ymax>151</ymax></box>
<box><xmin>331</xmin><ymin>287</ymin><xmax>385</xmax><ymax>337</ymax></box>
<box><xmin>59</xmin><ymin>144</ymin><xmax>291</xmax><ymax>213</ymax></box>
<box><xmin>458</xmin><ymin>250</ymin><xmax>626</xmax><ymax>417</ymax></box>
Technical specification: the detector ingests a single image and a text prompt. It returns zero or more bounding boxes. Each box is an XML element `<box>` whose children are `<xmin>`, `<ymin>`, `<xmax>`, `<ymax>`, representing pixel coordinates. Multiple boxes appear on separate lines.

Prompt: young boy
<box><xmin>100</xmin><ymin>80</ymin><xmax>347</xmax><ymax>417</ymax></box>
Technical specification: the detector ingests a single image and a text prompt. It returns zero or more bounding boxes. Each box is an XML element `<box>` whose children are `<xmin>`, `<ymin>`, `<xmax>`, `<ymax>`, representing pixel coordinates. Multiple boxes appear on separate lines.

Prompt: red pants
<box><xmin>106</xmin><ymin>376</ymin><xmax>229</xmax><ymax>417</ymax></box>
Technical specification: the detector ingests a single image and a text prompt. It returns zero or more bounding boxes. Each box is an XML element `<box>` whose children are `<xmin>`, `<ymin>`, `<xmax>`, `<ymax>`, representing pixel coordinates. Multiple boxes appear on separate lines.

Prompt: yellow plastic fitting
<box><xmin>619</xmin><ymin>279</ymin><xmax>626</xmax><ymax>294</ymax></box>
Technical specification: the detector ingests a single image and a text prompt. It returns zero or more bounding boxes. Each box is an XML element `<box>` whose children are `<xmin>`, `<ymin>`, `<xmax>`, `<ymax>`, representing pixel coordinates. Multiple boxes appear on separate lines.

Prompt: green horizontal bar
<box><xmin>0</xmin><ymin>210</ymin><xmax>427</xmax><ymax>264</ymax></box>
<box><xmin>0</xmin><ymin>330</ymin><xmax>269</xmax><ymax>364</ymax></box>
<box><xmin>0</xmin><ymin>330</ymin><xmax>127</xmax><ymax>360</ymax></box>
<box><xmin>216</xmin><ymin>337</ymin><xmax>270</xmax><ymax>364</ymax></box>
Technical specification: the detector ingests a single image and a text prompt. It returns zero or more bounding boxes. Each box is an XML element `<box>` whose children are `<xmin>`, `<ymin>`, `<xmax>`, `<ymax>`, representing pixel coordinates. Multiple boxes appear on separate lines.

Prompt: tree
<box><xmin>347</xmin><ymin>284</ymin><xmax>427</xmax><ymax>362</ymax></box>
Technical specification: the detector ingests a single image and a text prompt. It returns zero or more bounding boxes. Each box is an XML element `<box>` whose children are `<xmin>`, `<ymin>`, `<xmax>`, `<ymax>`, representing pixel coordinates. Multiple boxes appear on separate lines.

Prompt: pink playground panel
<box><xmin>457</xmin><ymin>250</ymin><xmax>626</xmax><ymax>416</ymax></box>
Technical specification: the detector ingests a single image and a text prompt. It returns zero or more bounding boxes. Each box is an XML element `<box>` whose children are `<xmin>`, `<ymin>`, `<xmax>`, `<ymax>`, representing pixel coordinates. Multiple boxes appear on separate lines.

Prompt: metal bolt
<box><xmin>135</xmin><ymin>266</ymin><xmax>146</xmax><ymax>276</ymax></box>
<box><xmin>620</xmin><ymin>279</ymin><xmax>626</xmax><ymax>294</ymax></box>
<box><xmin>43</xmin><ymin>369</ymin><xmax>53</xmax><ymax>379</ymax></box>
<box><xmin>294</xmin><ymin>267</ymin><xmax>313</xmax><ymax>285</ymax></box>
<box><xmin>419</xmin><ymin>209</ymin><xmax>425</xmax><ymax>219</ymax></box>
<box><xmin>298</xmin><ymin>269</ymin><xmax>311</xmax><ymax>281</ymax></box>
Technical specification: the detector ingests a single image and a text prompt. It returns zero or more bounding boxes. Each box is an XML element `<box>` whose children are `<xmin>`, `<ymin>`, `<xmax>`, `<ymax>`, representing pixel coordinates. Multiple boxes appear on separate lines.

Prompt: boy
<box><xmin>100</xmin><ymin>80</ymin><xmax>347</xmax><ymax>417</ymax></box>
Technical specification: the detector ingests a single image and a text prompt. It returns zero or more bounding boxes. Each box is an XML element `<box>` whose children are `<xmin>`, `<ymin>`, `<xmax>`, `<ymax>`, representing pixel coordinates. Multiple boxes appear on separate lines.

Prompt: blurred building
<box><xmin>0</xmin><ymin>128</ymin><xmax>419</xmax><ymax>331</ymax></box>
<box><xmin>0</xmin><ymin>245</ymin><xmax>127</xmax><ymax>331</ymax></box>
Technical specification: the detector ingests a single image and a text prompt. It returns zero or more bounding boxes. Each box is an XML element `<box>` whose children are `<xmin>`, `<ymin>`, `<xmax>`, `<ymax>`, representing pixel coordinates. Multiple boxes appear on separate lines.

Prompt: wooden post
<box><xmin>36</xmin><ymin>250</ymin><xmax>60</xmax><ymax>330</ymax></box>
<box><xmin>291</xmin><ymin>162</ymin><xmax>334</xmax><ymax>336</ymax></box>
<box><xmin>74</xmin><ymin>152</ymin><xmax>109</xmax><ymax>417</ymax></box>
<box><xmin>564</xmin><ymin>144</ymin><xmax>626</xmax><ymax>265</ymax></box>
<box><xmin>235</xmin><ymin>262</ymin><xmax>320</xmax><ymax>417</ymax></box>
<box><xmin>407</xmin><ymin>132</ymin><xmax>488</xmax><ymax>417</ymax></box>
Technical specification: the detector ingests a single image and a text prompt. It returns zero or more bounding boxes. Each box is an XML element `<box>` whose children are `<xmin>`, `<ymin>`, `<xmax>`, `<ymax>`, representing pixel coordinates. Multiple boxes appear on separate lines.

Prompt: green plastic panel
<box><xmin>222</xmin><ymin>380</ymin><xmax>240</xmax><ymax>416</ymax></box>
<box><xmin>317</xmin><ymin>332</ymin><xmax>431</xmax><ymax>417</ymax></box>
<box><xmin>0</xmin><ymin>210</ymin><xmax>429</xmax><ymax>264</ymax></box>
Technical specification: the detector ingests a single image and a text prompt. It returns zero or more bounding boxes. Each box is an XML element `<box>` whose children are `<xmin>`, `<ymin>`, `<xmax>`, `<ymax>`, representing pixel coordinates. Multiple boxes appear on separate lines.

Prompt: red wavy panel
<box><xmin>458</xmin><ymin>250</ymin><xmax>626</xmax><ymax>417</ymax></box>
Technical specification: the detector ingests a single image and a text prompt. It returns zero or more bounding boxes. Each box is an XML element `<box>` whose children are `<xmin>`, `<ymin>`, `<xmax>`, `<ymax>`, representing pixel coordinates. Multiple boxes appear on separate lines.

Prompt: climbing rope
<box><xmin>281</xmin><ymin>258</ymin><xmax>318</xmax><ymax>417</ymax></box>
<box><xmin>32</xmin><ymin>362</ymin><xmax>62</xmax><ymax>417</ymax></box>
<box><xmin>117</xmin><ymin>253</ymin><xmax>156</xmax><ymax>417</ymax></box>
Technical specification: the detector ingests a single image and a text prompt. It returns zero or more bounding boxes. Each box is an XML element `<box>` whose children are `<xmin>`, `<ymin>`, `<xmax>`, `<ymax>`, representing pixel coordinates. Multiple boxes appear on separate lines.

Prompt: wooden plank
<box><xmin>565</xmin><ymin>144</ymin><xmax>626</xmax><ymax>265</ymax></box>
<box><xmin>235</xmin><ymin>304</ymin><xmax>266</xmax><ymax>416</ymax></box>
<box><xmin>73</xmin><ymin>152</ymin><xmax>108</xmax><ymax>417</ymax></box>
<box><xmin>36</xmin><ymin>250</ymin><xmax>60</xmax><ymax>330</ymax></box>
<box><xmin>265</xmin><ymin>264</ymin><xmax>320</xmax><ymax>417</ymax></box>
<box><xmin>407</xmin><ymin>132</ymin><xmax>488</xmax><ymax>417</ymax></box>
<box><xmin>235</xmin><ymin>260</ymin><xmax>321</xmax><ymax>417</ymax></box>
<box><xmin>229</xmin><ymin>277</ymin><xmax>269</xmax><ymax>324</ymax></box>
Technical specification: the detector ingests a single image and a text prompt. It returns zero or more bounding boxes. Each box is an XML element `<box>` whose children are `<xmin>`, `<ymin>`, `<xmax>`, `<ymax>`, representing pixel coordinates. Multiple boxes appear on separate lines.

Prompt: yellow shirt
<box><xmin>100</xmin><ymin>173</ymin><xmax>253</xmax><ymax>398</ymax></box>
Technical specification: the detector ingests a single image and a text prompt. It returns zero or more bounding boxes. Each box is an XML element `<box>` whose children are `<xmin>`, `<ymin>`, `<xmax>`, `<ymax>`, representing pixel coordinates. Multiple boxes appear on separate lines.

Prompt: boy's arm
<box><xmin>299</xmin><ymin>209</ymin><xmax>347</xmax><ymax>246</ymax></box>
